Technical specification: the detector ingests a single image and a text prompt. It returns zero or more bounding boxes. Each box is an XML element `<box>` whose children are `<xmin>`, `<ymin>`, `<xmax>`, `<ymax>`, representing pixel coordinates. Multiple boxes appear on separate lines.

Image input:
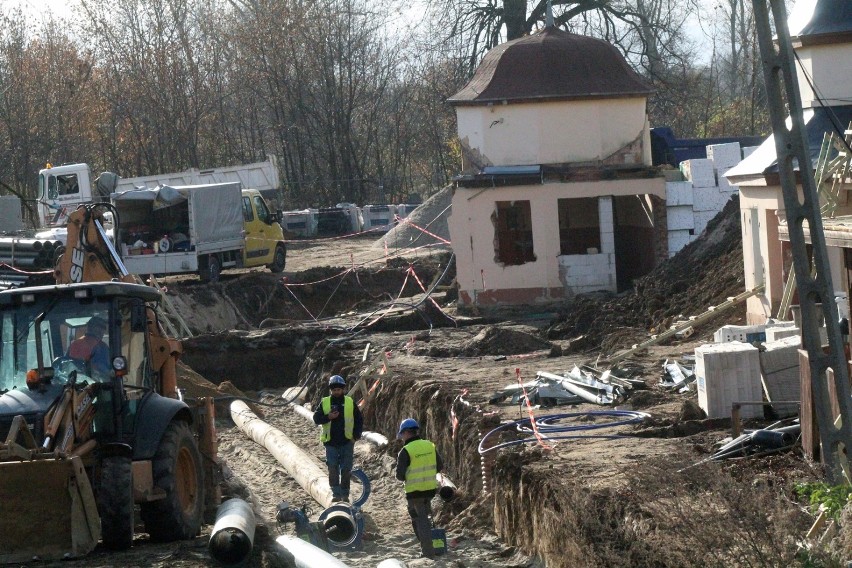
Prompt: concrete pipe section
<box><xmin>275</xmin><ymin>534</ymin><xmax>352</xmax><ymax>568</ymax></box>
<box><xmin>437</xmin><ymin>472</ymin><xmax>457</xmax><ymax>501</ymax></box>
<box><xmin>209</xmin><ymin>498</ymin><xmax>256</xmax><ymax>566</ymax></box>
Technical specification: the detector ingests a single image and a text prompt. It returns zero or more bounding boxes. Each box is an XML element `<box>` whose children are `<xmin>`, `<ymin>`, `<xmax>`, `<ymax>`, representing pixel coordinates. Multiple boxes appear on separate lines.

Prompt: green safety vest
<box><xmin>403</xmin><ymin>439</ymin><xmax>438</xmax><ymax>493</ymax></box>
<box><xmin>320</xmin><ymin>396</ymin><xmax>354</xmax><ymax>443</ymax></box>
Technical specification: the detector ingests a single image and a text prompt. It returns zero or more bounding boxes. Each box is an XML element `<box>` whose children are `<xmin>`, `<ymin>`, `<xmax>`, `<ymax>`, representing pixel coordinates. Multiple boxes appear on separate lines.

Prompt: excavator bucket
<box><xmin>0</xmin><ymin>456</ymin><xmax>100</xmax><ymax>562</ymax></box>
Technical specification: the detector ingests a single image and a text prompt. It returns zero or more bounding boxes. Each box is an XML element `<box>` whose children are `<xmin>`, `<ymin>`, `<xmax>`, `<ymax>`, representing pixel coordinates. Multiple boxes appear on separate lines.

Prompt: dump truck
<box><xmin>111</xmin><ymin>183</ymin><xmax>286</xmax><ymax>282</ymax></box>
<box><xmin>0</xmin><ymin>202</ymin><xmax>219</xmax><ymax>561</ymax></box>
<box><xmin>35</xmin><ymin>157</ymin><xmax>281</xmax><ymax>230</ymax></box>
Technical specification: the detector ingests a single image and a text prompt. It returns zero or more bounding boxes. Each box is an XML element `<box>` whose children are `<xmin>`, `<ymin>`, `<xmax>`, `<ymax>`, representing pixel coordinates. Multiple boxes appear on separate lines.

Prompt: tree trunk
<box><xmin>504</xmin><ymin>0</ymin><xmax>528</xmax><ymax>40</ymax></box>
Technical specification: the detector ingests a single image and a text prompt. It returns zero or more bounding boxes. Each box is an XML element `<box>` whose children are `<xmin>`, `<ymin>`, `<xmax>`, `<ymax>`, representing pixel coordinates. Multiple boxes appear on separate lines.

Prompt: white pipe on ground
<box><xmin>230</xmin><ymin>400</ymin><xmax>334</xmax><ymax>508</ymax></box>
<box><xmin>376</xmin><ymin>559</ymin><xmax>407</xmax><ymax>568</ymax></box>
<box><xmin>275</xmin><ymin>534</ymin><xmax>351</xmax><ymax>568</ymax></box>
<box><xmin>209</xmin><ymin>498</ymin><xmax>256</xmax><ymax>566</ymax></box>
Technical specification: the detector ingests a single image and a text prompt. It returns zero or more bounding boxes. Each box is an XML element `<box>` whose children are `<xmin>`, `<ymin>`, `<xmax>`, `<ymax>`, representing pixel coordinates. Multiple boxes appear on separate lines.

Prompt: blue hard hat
<box><xmin>397</xmin><ymin>418</ymin><xmax>419</xmax><ymax>438</ymax></box>
<box><xmin>329</xmin><ymin>375</ymin><xmax>346</xmax><ymax>387</ymax></box>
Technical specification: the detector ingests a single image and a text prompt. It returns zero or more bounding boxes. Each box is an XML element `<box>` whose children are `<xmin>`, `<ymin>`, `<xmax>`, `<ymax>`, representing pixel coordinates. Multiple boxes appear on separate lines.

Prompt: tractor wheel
<box><xmin>97</xmin><ymin>455</ymin><xmax>134</xmax><ymax>550</ymax></box>
<box><xmin>269</xmin><ymin>244</ymin><xmax>286</xmax><ymax>273</ymax></box>
<box><xmin>140</xmin><ymin>421</ymin><xmax>204</xmax><ymax>541</ymax></box>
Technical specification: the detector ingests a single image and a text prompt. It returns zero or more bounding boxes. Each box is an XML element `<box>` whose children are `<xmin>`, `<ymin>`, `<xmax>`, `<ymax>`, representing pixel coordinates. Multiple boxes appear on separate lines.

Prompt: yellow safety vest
<box><xmin>403</xmin><ymin>439</ymin><xmax>438</xmax><ymax>493</ymax></box>
<box><xmin>320</xmin><ymin>396</ymin><xmax>354</xmax><ymax>443</ymax></box>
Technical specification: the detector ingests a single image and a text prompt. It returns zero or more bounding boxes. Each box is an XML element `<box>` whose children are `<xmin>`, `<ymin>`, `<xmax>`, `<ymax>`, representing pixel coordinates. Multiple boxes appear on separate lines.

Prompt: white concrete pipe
<box><xmin>376</xmin><ymin>559</ymin><xmax>407</xmax><ymax>568</ymax></box>
<box><xmin>231</xmin><ymin>400</ymin><xmax>335</xmax><ymax>508</ymax></box>
<box><xmin>275</xmin><ymin>534</ymin><xmax>351</xmax><ymax>568</ymax></box>
<box><xmin>437</xmin><ymin>472</ymin><xmax>457</xmax><ymax>501</ymax></box>
<box><xmin>289</xmin><ymin>402</ymin><xmax>316</xmax><ymax>423</ymax></box>
<box><xmin>209</xmin><ymin>498</ymin><xmax>256</xmax><ymax>566</ymax></box>
<box><xmin>362</xmin><ymin>431</ymin><xmax>388</xmax><ymax>448</ymax></box>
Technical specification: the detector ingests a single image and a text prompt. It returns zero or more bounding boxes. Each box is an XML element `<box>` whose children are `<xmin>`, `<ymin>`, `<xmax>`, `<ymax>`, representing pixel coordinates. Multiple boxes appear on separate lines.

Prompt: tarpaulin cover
<box><xmin>113</xmin><ymin>182</ymin><xmax>242</xmax><ymax>244</ymax></box>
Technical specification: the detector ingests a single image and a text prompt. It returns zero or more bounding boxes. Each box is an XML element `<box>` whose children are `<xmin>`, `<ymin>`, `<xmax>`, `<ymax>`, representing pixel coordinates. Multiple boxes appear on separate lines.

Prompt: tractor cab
<box><xmin>0</xmin><ymin>281</ymin><xmax>159</xmax><ymax>446</ymax></box>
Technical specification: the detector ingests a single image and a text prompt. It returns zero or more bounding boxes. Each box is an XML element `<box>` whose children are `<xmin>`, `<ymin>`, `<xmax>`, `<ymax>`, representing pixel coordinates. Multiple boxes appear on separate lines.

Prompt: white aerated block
<box><xmin>694</xmin><ymin>210</ymin><xmax>718</xmax><ymax>234</ymax></box>
<box><xmin>668</xmin><ymin>229</ymin><xmax>692</xmax><ymax>257</ymax></box>
<box><xmin>666</xmin><ymin>181</ymin><xmax>694</xmax><ymax>206</ymax></box>
<box><xmin>759</xmin><ymin>336</ymin><xmax>802</xmax><ymax>417</ymax></box>
<box><xmin>695</xmin><ymin>342</ymin><xmax>763</xmax><ymax>419</ymax></box>
<box><xmin>667</xmin><ymin>205</ymin><xmax>695</xmax><ymax>230</ymax></box>
<box><xmin>680</xmin><ymin>159</ymin><xmax>716</xmax><ymax>188</ymax></box>
<box><xmin>707</xmin><ymin>142</ymin><xmax>742</xmax><ymax>171</ymax></box>
<box><xmin>765</xmin><ymin>321</ymin><xmax>800</xmax><ymax>342</ymax></box>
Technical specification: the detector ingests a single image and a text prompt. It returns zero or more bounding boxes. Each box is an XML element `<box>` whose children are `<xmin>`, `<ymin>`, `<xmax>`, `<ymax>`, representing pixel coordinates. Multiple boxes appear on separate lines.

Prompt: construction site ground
<box><xmin>38</xmin><ymin>204</ymin><xmax>850</xmax><ymax>567</ymax></box>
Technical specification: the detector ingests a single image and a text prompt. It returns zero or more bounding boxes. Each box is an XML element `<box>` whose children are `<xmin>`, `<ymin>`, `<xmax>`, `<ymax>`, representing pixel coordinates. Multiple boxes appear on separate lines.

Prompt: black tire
<box><xmin>140</xmin><ymin>421</ymin><xmax>204</xmax><ymax>541</ymax></box>
<box><xmin>200</xmin><ymin>255</ymin><xmax>221</xmax><ymax>283</ymax></box>
<box><xmin>269</xmin><ymin>244</ymin><xmax>286</xmax><ymax>273</ymax></box>
<box><xmin>97</xmin><ymin>456</ymin><xmax>134</xmax><ymax>550</ymax></box>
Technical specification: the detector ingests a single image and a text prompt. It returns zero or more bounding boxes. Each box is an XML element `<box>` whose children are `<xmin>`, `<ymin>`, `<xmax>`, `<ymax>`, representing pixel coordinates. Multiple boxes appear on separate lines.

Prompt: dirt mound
<box><xmin>546</xmin><ymin>196</ymin><xmax>745</xmax><ymax>346</ymax></box>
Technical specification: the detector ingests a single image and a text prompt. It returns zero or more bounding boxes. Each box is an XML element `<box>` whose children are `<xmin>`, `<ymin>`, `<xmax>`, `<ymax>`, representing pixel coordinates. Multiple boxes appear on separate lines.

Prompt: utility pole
<box><xmin>752</xmin><ymin>0</ymin><xmax>852</xmax><ymax>483</ymax></box>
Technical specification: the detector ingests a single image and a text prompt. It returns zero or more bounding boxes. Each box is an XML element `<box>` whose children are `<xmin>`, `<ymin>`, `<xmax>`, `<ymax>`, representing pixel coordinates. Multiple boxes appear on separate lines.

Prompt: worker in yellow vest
<box><xmin>395</xmin><ymin>417</ymin><xmax>443</xmax><ymax>559</ymax></box>
<box><xmin>312</xmin><ymin>375</ymin><xmax>363</xmax><ymax>502</ymax></box>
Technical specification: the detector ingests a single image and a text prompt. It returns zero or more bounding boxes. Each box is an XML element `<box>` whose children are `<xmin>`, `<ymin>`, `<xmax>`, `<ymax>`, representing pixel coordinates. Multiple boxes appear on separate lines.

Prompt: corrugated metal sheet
<box><xmin>447</xmin><ymin>27</ymin><xmax>653</xmax><ymax>105</ymax></box>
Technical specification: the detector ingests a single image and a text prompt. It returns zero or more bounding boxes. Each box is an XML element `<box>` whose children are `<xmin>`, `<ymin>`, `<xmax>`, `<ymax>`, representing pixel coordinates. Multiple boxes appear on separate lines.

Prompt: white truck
<box><xmin>35</xmin><ymin>156</ymin><xmax>281</xmax><ymax>229</ymax></box>
<box><xmin>111</xmin><ymin>183</ymin><xmax>286</xmax><ymax>282</ymax></box>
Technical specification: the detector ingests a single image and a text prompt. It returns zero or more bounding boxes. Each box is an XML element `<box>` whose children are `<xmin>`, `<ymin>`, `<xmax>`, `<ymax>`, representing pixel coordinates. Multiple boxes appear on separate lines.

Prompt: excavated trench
<box><xmin>163</xmin><ymin>209</ymin><xmax>826</xmax><ymax>566</ymax></box>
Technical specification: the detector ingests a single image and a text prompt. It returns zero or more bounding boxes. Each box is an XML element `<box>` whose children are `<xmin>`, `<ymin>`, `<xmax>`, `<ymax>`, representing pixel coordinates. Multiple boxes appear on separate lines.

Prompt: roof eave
<box><xmin>448</xmin><ymin>91</ymin><xmax>653</xmax><ymax>106</ymax></box>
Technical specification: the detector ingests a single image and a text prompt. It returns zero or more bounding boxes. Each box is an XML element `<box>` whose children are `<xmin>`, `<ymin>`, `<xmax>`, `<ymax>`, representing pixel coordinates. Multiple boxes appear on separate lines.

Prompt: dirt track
<box><xmin>41</xmin><ymin>214</ymin><xmax>833</xmax><ymax>567</ymax></box>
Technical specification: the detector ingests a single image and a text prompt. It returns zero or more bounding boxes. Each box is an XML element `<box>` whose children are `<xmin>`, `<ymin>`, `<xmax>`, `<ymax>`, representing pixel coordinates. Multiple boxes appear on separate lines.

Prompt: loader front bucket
<box><xmin>0</xmin><ymin>456</ymin><xmax>100</xmax><ymax>562</ymax></box>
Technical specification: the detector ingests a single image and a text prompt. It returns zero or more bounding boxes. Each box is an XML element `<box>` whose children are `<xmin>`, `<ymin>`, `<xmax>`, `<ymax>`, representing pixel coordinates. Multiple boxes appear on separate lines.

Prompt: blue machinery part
<box><xmin>277</xmin><ymin>468</ymin><xmax>371</xmax><ymax>552</ymax></box>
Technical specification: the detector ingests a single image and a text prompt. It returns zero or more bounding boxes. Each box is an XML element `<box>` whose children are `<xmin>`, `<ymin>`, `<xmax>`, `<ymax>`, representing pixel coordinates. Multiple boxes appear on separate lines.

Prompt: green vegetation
<box><xmin>795</xmin><ymin>482</ymin><xmax>852</xmax><ymax>519</ymax></box>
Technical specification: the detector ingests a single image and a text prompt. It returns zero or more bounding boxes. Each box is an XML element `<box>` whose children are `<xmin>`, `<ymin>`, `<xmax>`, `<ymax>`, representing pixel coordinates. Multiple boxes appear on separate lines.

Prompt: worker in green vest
<box><xmin>395</xmin><ymin>417</ymin><xmax>443</xmax><ymax>559</ymax></box>
<box><xmin>312</xmin><ymin>375</ymin><xmax>363</xmax><ymax>502</ymax></box>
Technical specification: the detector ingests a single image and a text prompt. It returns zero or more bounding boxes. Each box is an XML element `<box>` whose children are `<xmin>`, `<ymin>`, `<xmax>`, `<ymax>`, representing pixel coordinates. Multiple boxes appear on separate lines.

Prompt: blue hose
<box><xmin>478</xmin><ymin>410</ymin><xmax>650</xmax><ymax>454</ymax></box>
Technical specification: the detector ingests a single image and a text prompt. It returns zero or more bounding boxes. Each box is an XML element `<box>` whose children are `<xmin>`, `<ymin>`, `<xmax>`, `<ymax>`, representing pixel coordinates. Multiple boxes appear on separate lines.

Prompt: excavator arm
<box><xmin>54</xmin><ymin>203</ymin><xmax>134</xmax><ymax>284</ymax></box>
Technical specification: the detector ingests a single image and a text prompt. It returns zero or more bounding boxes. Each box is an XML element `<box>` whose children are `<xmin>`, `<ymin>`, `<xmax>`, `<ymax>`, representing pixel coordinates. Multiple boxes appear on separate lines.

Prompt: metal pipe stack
<box><xmin>0</xmin><ymin>238</ymin><xmax>62</xmax><ymax>269</ymax></box>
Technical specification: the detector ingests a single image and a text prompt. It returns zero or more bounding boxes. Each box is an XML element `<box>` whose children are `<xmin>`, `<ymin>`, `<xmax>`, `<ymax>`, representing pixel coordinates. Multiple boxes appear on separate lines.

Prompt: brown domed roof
<box><xmin>448</xmin><ymin>27</ymin><xmax>653</xmax><ymax>105</ymax></box>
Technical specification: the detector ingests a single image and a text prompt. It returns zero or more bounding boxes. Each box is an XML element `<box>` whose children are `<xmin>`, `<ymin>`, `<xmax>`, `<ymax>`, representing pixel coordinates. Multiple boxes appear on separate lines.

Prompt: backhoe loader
<box><xmin>0</xmin><ymin>202</ymin><xmax>219</xmax><ymax>562</ymax></box>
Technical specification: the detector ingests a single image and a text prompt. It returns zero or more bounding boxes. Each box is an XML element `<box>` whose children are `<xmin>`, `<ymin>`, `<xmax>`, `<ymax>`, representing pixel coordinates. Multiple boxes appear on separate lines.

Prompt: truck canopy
<box><xmin>113</xmin><ymin>183</ymin><xmax>242</xmax><ymax>245</ymax></box>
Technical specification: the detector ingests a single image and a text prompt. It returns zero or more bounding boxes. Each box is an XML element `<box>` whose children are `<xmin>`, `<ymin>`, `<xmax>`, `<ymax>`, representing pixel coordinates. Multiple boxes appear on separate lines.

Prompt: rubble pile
<box><xmin>546</xmin><ymin>196</ymin><xmax>745</xmax><ymax>345</ymax></box>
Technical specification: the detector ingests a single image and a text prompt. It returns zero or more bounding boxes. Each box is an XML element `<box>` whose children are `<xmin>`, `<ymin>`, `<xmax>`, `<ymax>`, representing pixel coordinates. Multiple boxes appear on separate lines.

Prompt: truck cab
<box><xmin>241</xmin><ymin>188</ymin><xmax>286</xmax><ymax>273</ymax></box>
<box><xmin>37</xmin><ymin>163</ymin><xmax>95</xmax><ymax>228</ymax></box>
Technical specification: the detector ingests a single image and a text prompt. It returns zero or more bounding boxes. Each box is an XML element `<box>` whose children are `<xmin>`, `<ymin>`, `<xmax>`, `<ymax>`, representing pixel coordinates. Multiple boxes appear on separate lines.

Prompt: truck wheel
<box><xmin>97</xmin><ymin>456</ymin><xmax>134</xmax><ymax>550</ymax></box>
<box><xmin>140</xmin><ymin>421</ymin><xmax>204</xmax><ymax>541</ymax></box>
<box><xmin>200</xmin><ymin>255</ymin><xmax>221</xmax><ymax>283</ymax></box>
<box><xmin>269</xmin><ymin>244</ymin><xmax>286</xmax><ymax>273</ymax></box>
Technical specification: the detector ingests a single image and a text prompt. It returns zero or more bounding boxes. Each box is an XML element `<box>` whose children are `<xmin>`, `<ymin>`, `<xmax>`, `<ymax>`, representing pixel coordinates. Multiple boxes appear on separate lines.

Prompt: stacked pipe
<box><xmin>0</xmin><ymin>238</ymin><xmax>63</xmax><ymax>269</ymax></box>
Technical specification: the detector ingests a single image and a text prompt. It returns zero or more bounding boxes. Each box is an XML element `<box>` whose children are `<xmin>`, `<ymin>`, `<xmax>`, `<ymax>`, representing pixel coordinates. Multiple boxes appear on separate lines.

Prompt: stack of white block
<box><xmin>559</xmin><ymin>197</ymin><xmax>616</xmax><ymax>293</ymax></box>
<box><xmin>759</xmin><ymin>335</ymin><xmax>802</xmax><ymax>417</ymax></box>
<box><xmin>666</xmin><ymin>142</ymin><xmax>743</xmax><ymax>258</ymax></box>
<box><xmin>695</xmin><ymin>342</ymin><xmax>763</xmax><ymax>419</ymax></box>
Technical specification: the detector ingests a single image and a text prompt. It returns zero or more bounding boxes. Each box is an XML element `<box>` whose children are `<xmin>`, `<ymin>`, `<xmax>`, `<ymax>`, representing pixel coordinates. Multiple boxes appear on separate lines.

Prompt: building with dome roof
<box><xmin>725</xmin><ymin>0</ymin><xmax>852</xmax><ymax>324</ymax></box>
<box><xmin>445</xmin><ymin>25</ymin><xmax>666</xmax><ymax>307</ymax></box>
